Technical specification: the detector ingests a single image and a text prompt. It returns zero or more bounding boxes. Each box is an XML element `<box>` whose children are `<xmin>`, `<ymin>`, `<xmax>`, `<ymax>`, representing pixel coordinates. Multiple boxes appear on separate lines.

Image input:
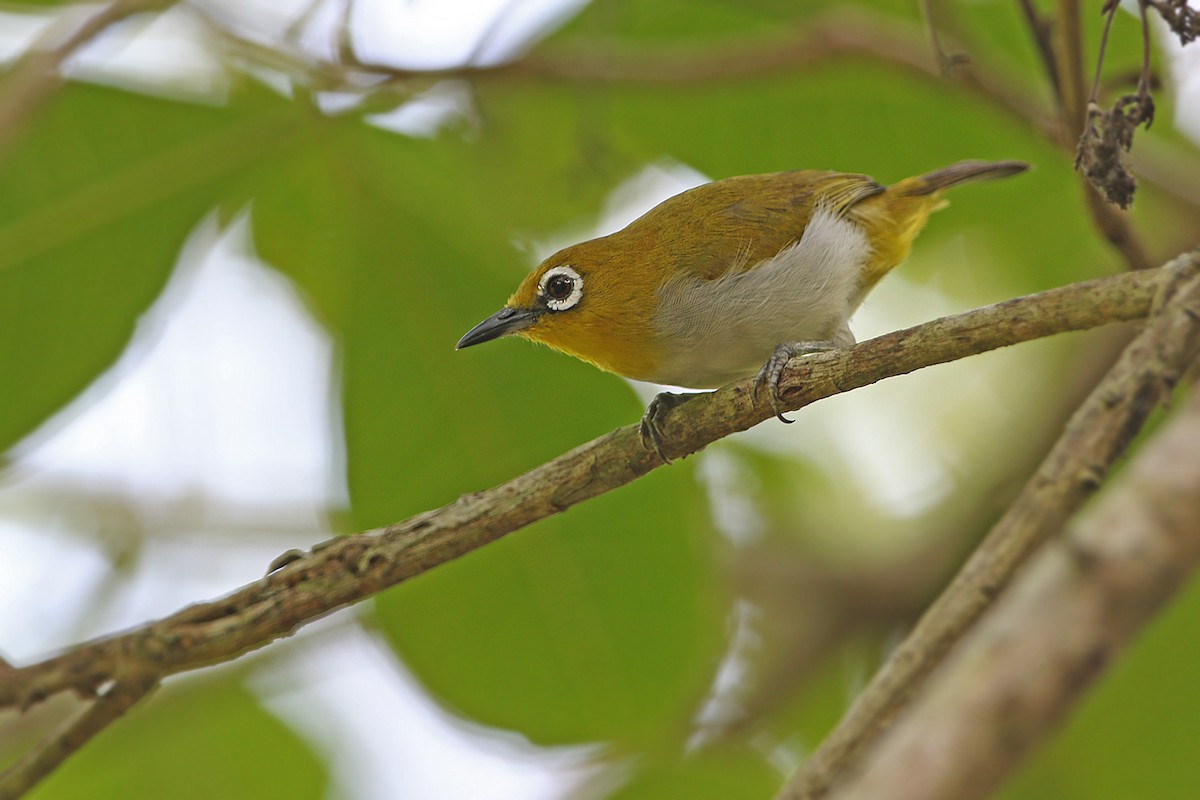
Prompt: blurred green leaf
<box><xmin>0</xmin><ymin>81</ymin><xmax>297</xmax><ymax>450</ymax></box>
<box><xmin>29</xmin><ymin>677</ymin><xmax>327</xmax><ymax>800</ymax></box>
<box><xmin>3</xmin><ymin>0</ymin><xmax>1199</xmax><ymax>796</ymax></box>
<box><xmin>247</xmin><ymin>109</ymin><xmax>727</xmax><ymax>746</ymax></box>
<box><xmin>608</xmin><ymin>747</ymin><xmax>780</xmax><ymax>800</ymax></box>
<box><xmin>376</xmin><ymin>465</ymin><xmax>725</xmax><ymax>746</ymax></box>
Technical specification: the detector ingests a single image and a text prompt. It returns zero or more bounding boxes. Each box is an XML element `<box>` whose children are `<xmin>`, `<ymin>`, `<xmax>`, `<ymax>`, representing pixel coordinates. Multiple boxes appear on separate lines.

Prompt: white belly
<box><xmin>652</xmin><ymin>209</ymin><xmax>871</xmax><ymax>388</ymax></box>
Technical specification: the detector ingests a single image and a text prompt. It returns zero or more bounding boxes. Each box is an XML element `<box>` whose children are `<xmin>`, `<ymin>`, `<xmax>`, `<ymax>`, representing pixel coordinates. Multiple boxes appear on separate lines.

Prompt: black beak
<box><xmin>456</xmin><ymin>306</ymin><xmax>542</xmax><ymax>349</ymax></box>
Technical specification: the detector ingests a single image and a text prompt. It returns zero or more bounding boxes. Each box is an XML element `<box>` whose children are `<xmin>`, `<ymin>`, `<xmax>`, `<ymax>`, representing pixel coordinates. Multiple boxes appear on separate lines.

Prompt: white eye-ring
<box><xmin>538</xmin><ymin>265</ymin><xmax>583</xmax><ymax>312</ymax></box>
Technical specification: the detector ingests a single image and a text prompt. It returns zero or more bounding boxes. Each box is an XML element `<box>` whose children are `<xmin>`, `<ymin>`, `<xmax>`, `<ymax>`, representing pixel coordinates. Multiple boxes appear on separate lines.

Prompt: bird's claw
<box><xmin>753</xmin><ymin>340</ymin><xmax>839</xmax><ymax>423</ymax></box>
<box><xmin>639</xmin><ymin>391</ymin><xmax>693</xmax><ymax>464</ymax></box>
<box><xmin>753</xmin><ymin>350</ymin><xmax>794</xmax><ymax>424</ymax></box>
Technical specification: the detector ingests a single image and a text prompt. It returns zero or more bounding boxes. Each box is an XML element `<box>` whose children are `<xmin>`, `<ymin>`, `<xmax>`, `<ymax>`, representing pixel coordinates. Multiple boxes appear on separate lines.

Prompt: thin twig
<box><xmin>194</xmin><ymin>7</ymin><xmax>1048</xmax><ymax>128</ymax></box>
<box><xmin>774</xmin><ymin>248</ymin><xmax>1200</xmax><ymax>800</ymax></box>
<box><xmin>203</xmin><ymin>4</ymin><xmax>1174</xmax><ymax>267</ymax></box>
<box><xmin>0</xmin><ymin>0</ymin><xmax>172</xmax><ymax>159</ymax></box>
<box><xmin>919</xmin><ymin>0</ymin><xmax>968</xmax><ymax>76</ymax></box>
<box><xmin>281</xmin><ymin>0</ymin><xmax>326</xmax><ymax>44</ymax></box>
<box><xmin>1083</xmin><ymin>189</ymin><xmax>1154</xmax><ymax>269</ymax></box>
<box><xmin>1015</xmin><ymin>0</ymin><xmax>1063</xmax><ymax>105</ymax></box>
<box><xmin>1146</xmin><ymin>0</ymin><xmax>1200</xmax><ymax>45</ymax></box>
<box><xmin>1089</xmin><ymin>1</ymin><xmax>1122</xmax><ymax>106</ymax></box>
<box><xmin>1137</xmin><ymin>0</ymin><xmax>1153</xmax><ymax>96</ymax></box>
<box><xmin>1052</xmin><ymin>0</ymin><xmax>1155</xmax><ymax>268</ymax></box>
<box><xmin>829</xmin><ymin>312</ymin><xmax>1200</xmax><ymax>800</ymax></box>
<box><xmin>337</xmin><ymin>0</ymin><xmax>357</xmax><ymax>64</ymax></box>
<box><xmin>191</xmin><ymin>5</ymin><xmax>1200</xmax><ymax>216</ymax></box>
<box><xmin>0</xmin><ymin>259</ymin><xmax>1191</xmax><ymax>715</ymax></box>
<box><xmin>1057</xmin><ymin>0</ymin><xmax>1088</xmax><ymax>138</ymax></box>
<box><xmin>0</xmin><ymin>677</ymin><xmax>158</xmax><ymax>800</ymax></box>
<box><xmin>464</xmin><ymin>0</ymin><xmax>525</xmax><ymax>65</ymax></box>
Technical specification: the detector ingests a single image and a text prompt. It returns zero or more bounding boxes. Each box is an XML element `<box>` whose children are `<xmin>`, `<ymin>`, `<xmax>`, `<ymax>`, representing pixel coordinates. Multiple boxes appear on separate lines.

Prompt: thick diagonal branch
<box><xmin>776</xmin><ymin>248</ymin><xmax>1200</xmax><ymax>800</ymax></box>
<box><xmin>0</xmin><ymin>678</ymin><xmax>157</xmax><ymax>800</ymax></box>
<box><xmin>830</xmin><ymin>326</ymin><xmax>1200</xmax><ymax>800</ymax></box>
<box><xmin>0</xmin><ymin>257</ymin><xmax>1192</xmax><ymax>721</ymax></box>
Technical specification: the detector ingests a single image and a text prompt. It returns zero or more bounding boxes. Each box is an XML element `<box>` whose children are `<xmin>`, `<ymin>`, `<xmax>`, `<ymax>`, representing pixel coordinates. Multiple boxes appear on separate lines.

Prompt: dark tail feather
<box><xmin>898</xmin><ymin>160</ymin><xmax>1030</xmax><ymax>195</ymax></box>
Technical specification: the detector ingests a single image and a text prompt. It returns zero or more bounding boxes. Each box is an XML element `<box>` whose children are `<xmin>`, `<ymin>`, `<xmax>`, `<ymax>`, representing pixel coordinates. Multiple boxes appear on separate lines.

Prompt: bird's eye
<box><xmin>538</xmin><ymin>265</ymin><xmax>583</xmax><ymax>311</ymax></box>
<box><xmin>545</xmin><ymin>273</ymin><xmax>574</xmax><ymax>301</ymax></box>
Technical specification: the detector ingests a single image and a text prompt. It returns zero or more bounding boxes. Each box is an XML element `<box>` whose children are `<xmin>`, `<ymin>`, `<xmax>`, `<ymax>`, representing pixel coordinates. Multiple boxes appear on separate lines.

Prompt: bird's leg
<box><xmin>754</xmin><ymin>340</ymin><xmax>840</xmax><ymax>423</ymax></box>
<box><xmin>639</xmin><ymin>391</ymin><xmax>695</xmax><ymax>464</ymax></box>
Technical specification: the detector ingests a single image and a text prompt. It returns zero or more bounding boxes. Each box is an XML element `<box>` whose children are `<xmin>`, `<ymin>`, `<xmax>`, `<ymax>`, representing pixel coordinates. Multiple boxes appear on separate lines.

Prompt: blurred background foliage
<box><xmin>1</xmin><ymin>0</ymin><xmax>1199</xmax><ymax>798</ymax></box>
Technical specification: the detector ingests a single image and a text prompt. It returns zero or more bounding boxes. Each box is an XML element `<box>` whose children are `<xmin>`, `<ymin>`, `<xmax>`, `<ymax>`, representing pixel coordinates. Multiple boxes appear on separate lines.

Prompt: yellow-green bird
<box><xmin>458</xmin><ymin>160</ymin><xmax>1028</xmax><ymax>456</ymax></box>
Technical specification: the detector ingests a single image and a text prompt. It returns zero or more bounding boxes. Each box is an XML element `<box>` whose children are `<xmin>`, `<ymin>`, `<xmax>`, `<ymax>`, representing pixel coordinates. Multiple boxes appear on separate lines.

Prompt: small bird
<box><xmin>457</xmin><ymin>160</ymin><xmax>1028</xmax><ymax>459</ymax></box>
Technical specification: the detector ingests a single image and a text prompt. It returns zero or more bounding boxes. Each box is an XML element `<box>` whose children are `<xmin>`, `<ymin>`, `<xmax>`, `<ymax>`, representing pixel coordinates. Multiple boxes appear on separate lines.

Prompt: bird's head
<box><xmin>456</xmin><ymin>235</ymin><xmax>663</xmax><ymax>381</ymax></box>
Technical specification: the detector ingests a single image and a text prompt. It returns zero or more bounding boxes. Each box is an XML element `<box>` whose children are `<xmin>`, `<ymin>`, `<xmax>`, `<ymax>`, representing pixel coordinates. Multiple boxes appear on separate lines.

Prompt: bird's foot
<box><xmin>639</xmin><ymin>391</ymin><xmax>695</xmax><ymax>464</ymax></box>
<box><xmin>753</xmin><ymin>340</ymin><xmax>839</xmax><ymax>423</ymax></box>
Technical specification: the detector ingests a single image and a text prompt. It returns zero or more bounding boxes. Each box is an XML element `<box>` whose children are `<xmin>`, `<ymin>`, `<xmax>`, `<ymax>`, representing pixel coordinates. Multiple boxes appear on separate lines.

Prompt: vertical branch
<box><xmin>1055</xmin><ymin>0</ymin><xmax>1154</xmax><ymax>267</ymax></box>
<box><xmin>336</xmin><ymin>0</ymin><xmax>358</xmax><ymax>66</ymax></box>
<box><xmin>1057</xmin><ymin>0</ymin><xmax>1088</xmax><ymax>139</ymax></box>
<box><xmin>1012</xmin><ymin>0</ymin><xmax>1150</xmax><ymax>265</ymax></box>
<box><xmin>1072</xmin><ymin>0</ymin><xmax>1159</xmax><ymax>227</ymax></box>
<box><xmin>1136</xmin><ymin>0</ymin><xmax>1153</xmax><ymax>95</ymax></box>
<box><xmin>1083</xmin><ymin>189</ymin><xmax>1153</xmax><ymax>269</ymax></box>
<box><xmin>920</xmin><ymin>0</ymin><xmax>967</xmax><ymax>75</ymax></box>
<box><xmin>1015</xmin><ymin>0</ymin><xmax>1063</xmax><ymax>108</ymax></box>
<box><xmin>1088</xmin><ymin>1</ymin><xmax>1122</xmax><ymax>106</ymax></box>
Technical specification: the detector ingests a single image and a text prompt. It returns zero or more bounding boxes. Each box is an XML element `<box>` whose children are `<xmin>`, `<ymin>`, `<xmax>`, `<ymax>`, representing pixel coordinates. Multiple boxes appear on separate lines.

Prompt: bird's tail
<box><xmin>892</xmin><ymin>160</ymin><xmax>1030</xmax><ymax>196</ymax></box>
<box><xmin>857</xmin><ymin>160</ymin><xmax>1029</xmax><ymax>290</ymax></box>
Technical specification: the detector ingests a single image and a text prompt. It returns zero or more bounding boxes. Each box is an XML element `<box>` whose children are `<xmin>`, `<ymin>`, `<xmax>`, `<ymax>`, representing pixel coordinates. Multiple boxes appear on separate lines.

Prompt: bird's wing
<box><xmin>678</xmin><ymin>171</ymin><xmax>884</xmax><ymax>280</ymax></box>
<box><xmin>814</xmin><ymin>173</ymin><xmax>886</xmax><ymax>217</ymax></box>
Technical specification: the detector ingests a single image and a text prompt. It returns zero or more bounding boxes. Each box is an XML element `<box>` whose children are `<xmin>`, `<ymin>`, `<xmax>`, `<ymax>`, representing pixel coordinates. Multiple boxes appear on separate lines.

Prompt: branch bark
<box><xmin>0</xmin><ymin>258</ymin><xmax>1191</xmax><ymax>724</ymax></box>
<box><xmin>0</xmin><ymin>678</ymin><xmax>157</xmax><ymax>800</ymax></box>
<box><xmin>829</xmin><ymin>333</ymin><xmax>1200</xmax><ymax>800</ymax></box>
<box><xmin>775</xmin><ymin>248</ymin><xmax>1200</xmax><ymax>800</ymax></box>
<box><xmin>0</xmin><ymin>258</ymin><xmax>1191</xmax><ymax>797</ymax></box>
